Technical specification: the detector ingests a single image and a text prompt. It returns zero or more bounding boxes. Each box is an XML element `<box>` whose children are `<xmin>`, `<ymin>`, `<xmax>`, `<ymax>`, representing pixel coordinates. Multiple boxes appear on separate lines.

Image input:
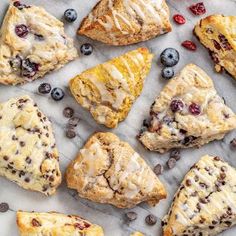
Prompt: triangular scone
<box><xmin>0</xmin><ymin>96</ymin><xmax>61</xmax><ymax>195</ymax></box>
<box><xmin>0</xmin><ymin>1</ymin><xmax>77</xmax><ymax>85</ymax></box>
<box><xmin>78</xmin><ymin>0</ymin><xmax>172</xmax><ymax>46</ymax></box>
<box><xmin>66</xmin><ymin>132</ymin><xmax>167</xmax><ymax>208</ymax></box>
<box><xmin>17</xmin><ymin>211</ymin><xmax>104</xmax><ymax>236</ymax></box>
<box><xmin>194</xmin><ymin>15</ymin><xmax>236</xmax><ymax>80</ymax></box>
<box><xmin>70</xmin><ymin>48</ymin><xmax>153</xmax><ymax>128</ymax></box>
<box><xmin>162</xmin><ymin>155</ymin><xmax>236</xmax><ymax>236</ymax></box>
<box><xmin>138</xmin><ymin>64</ymin><xmax>236</xmax><ymax>153</ymax></box>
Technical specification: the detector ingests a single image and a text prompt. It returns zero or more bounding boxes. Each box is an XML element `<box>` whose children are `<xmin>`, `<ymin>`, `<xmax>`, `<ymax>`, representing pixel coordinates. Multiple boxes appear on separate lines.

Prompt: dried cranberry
<box><xmin>209</xmin><ymin>51</ymin><xmax>219</xmax><ymax>64</ymax></box>
<box><xmin>21</xmin><ymin>59</ymin><xmax>39</xmax><ymax>77</ymax></box>
<box><xmin>189</xmin><ymin>2</ymin><xmax>206</xmax><ymax>16</ymax></box>
<box><xmin>31</xmin><ymin>218</ymin><xmax>41</xmax><ymax>227</ymax></box>
<box><xmin>173</xmin><ymin>14</ymin><xmax>186</xmax><ymax>25</ymax></box>
<box><xmin>189</xmin><ymin>103</ymin><xmax>201</xmax><ymax>115</ymax></box>
<box><xmin>218</xmin><ymin>34</ymin><xmax>232</xmax><ymax>50</ymax></box>
<box><xmin>170</xmin><ymin>99</ymin><xmax>184</xmax><ymax>113</ymax></box>
<box><xmin>15</xmin><ymin>24</ymin><xmax>29</xmax><ymax>38</ymax></box>
<box><xmin>213</xmin><ymin>40</ymin><xmax>221</xmax><ymax>50</ymax></box>
<box><xmin>181</xmin><ymin>40</ymin><xmax>197</xmax><ymax>51</ymax></box>
<box><xmin>13</xmin><ymin>1</ymin><xmax>29</xmax><ymax>10</ymax></box>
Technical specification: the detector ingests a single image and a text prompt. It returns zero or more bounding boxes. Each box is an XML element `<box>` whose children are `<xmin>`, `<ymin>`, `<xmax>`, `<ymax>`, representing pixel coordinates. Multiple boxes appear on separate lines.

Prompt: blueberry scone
<box><xmin>0</xmin><ymin>1</ymin><xmax>77</xmax><ymax>85</ymax></box>
<box><xmin>194</xmin><ymin>15</ymin><xmax>236</xmax><ymax>79</ymax></box>
<box><xmin>70</xmin><ymin>48</ymin><xmax>153</xmax><ymax>128</ymax></box>
<box><xmin>138</xmin><ymin>64</ymin><xmax>236</xmax><ymax>153</ymax></box>
<box><xmin>65</xmin><ymin>132</ymin><xmax>167</xmax><ymax>208</ymax></box>
<box><xmin>78</xmin><ymin>0</ymin><xmax>172</xmax><ymax>46</ymax></box>
<box><xmin>162</xmin><ymin>155</ymin><xmax>236</xmax><ymax>236</ymax></box>
<box><xmin>17</xmin><ymin>211</ymin><xmax>104</xmax><ymax>236</ymax></box>
<box><xmin>0</xmin><ymin>95</ymin><xmax>61</xmax><ymax>195</ymax></box>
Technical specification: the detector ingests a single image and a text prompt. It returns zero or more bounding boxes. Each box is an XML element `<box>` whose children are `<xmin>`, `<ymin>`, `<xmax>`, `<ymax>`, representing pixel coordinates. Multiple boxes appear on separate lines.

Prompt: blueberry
<box><xmin>38</xmin><ymin>83</ymin><xmax>51</xmax><ymax>94</ymax></box>
<box><xmin>80</xmin><ymin>43</ymin><xmax>93</xmax><ymax>56</ymax></box>
<box><xmin>64</xmin><ymin>9</ymin><xmax>77</xmax><ymax>22</ymax></box>
<box><xmin>162</xmin><ymin>67</ymin><xmax>174</xmax><ymax>79</ymax></box>
<box><xmin>160</xmin><ymin>48</ymin><xmax>180</xmax><ymax>67</ymax></box>
<box><xmin>15</xmin><ymin>24</ymin><xmax>29</xmax><ymax>38</ymax></box>
<box><xmin>189</xmin><ymin>103</ymin><xmax>201</xmax><ymax>115</ymax></box>
<box><xmin>21</xmin><ymin>59</ymin><xmax>39</xmax><ymax>77</ymax></box>
<box><xmin>170</xmin><ymin>99</ymin><xmax>184</xmax><ymax>113</ymax></box>
<box><xmin>51</xmin><ymin>88</ymin><xmax>65</xmax><ymax>101</ymax></box>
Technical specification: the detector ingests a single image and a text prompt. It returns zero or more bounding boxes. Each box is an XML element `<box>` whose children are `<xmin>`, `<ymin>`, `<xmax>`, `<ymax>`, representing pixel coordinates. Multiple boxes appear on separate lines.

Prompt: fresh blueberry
<box><xmin>21</xmin><ymin>59</ymin><xmax>39</xmax><ymax>77</ymax></box>
<box><xmin>160</xmin><ymin>48</ymin><xmax>180</xmax><ymax>67</ymax></box>
<box><xmin>9</xmin><ymin>55</ymin><xmax>22</xmax><ymax>71</ymax></box>
<box><xmin>15</xmin><ymin>24</ymin><xmax>29</xmax><ymax>38</ymax></box>
<box><xmin>170</xmin><ymin>99</ymin><xmax>184</xmax><ymax>113</ymax></box>
<box><xmin>189</xmin><ymin>103</ymin><xmax>201</xmax><ymax>115</ymax></box>
<box><xmin>38</xmin><ymin>83</ymin><xmax>51</xmax><ymax>94</ymax></box>
<box><xmin>51</xmin><ymin>88</ymin><xmax>65</xmax><ymax>101</ymax></box>
<box><xmin>162</xmin><ymin>67</ymin><xmax>174</xmax><ymax>79</ymax></box>
<box><xmin>80</xmin><ymin>43</ymin><xmax>93</xmax><ymax>56</ymax></box>
<box><xmin>64</xmin><ymin>9</ymin><xmax>77</xmax><ymax>22</ymax></box>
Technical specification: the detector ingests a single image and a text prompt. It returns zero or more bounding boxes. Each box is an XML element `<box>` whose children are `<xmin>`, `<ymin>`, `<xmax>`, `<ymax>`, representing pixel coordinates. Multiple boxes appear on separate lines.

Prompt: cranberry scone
<box><xmin>138</xmin><ymin>64</ymin><xmax>236</xmax><ymax>153</ymax></box>
<box><xmin>70</xmin><ymin>48</ymin><xmax>153</xmax><ymax>128</ymax></box>
<box><xmin>0</xmin><ymin>1</ymin><xmax>77</xmax><ymax>85</ymax></box>
<box><xmin>0</xmin><ymin>95</ymin><xmax>61</xmax><ymax>195</ymax></box>
<box><xmin>78</xmin><ymin>0</ymin><xmax>172</xmax><ymax>46</ymax></box>
<box><xmin>17</xmin><ymin>211</ymin><xmax>104</xmax><ymax>236</ymax></box>
<box><xmin>162</xmin><ymin>155</ymin><xmax>236</xmax><ymax>236</ymax></box>
<box><xmin>66</xmin><ymin>132</ymin><xmax>167</xmax><ymax>208</ymax></box>
<box><xmin>194</xmin><ymin>15</ymin><xmax>236</xmax><ymax>79</ymax></box>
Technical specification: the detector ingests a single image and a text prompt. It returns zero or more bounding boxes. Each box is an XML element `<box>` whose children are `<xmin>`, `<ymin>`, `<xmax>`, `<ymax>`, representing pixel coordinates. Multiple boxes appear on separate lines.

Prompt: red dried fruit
<box><xmin>181</xmin><ymin>40</ymin><xmax>197</xmax><ymax>51</ymax></box>
<box><xmin>173</xmin><ymin>14</ymin><xmax>186</xmax><ymax>25</ymax></box>
<box><xmin>189</xmin><ymin>103</ymin><xmax>201</xmax><ymax>115</ymax></box>
<box><xmin>189</xmin><ymin>2</ymin><xmax>206</xmax><ymax>16</ymax></box>
<box><xmin>31</xmin><ymin>218</ymin><xmax>41</xmax><ymax>227</ymax></box>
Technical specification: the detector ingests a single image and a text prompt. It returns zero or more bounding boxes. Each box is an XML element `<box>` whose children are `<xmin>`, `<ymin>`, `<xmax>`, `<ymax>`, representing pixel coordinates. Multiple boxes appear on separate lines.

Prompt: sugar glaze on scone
<box><xmin>138</xmin><ymin>64</ymin><xmax>236</xmax><ymax>153</ymax></box>
<box><xmin>66</xmin><ymin>132</ymin><xmax>167</xmax><ymax>208</ymax></box>
<box><xmin>17</xmin><ymin>211</ymin><xmax>104</xmax><ymax>236</ymax></box>
<box><xmin>162</xmin><ymin>155</ymin><xmax>236</xmax><ymax>236</ymax></box>
<box><xmin>0</xmin><ymin>95</ymin><xmax>61</xmax><ymax>195</ymax></box>
<box><xmin>194</xmin><ymin>15</ymin><xmax>236</xmax><ymax>80</ymax></box>
<box><xmin>78</xmin><ymin>0</ymin><xmax>172</xmax><ymax>46</ymax></box>
<box><xmin>0</xmin><ymin>1</ymin><xmax>77</xmax><ymax>85</ymax></box>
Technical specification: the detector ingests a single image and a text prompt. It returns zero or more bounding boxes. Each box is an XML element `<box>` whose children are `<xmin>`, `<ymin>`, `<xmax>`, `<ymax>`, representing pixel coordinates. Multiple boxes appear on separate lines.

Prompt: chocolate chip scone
<box><xmin>65</xmin><ymin>132</ymin><xmax>167</xmax><ymax>208</ymax></box>
<box><xmin>17</xmin><ymin>211</ymin><xmax>104</xmax><ymax>236</ymax></box>
<box><xmin>162</xmin><ymin>155</ymin><xmax>236</xmax><ymax>236</ymax></box>
<box><xmin>70</xmin><ymin>48</ymin><xmax>153</xmax><ymax>128</ymax></box>
<box><xmin>78</xmin><ymin>0</ymin><xmax>172</xmax><ymax>46</ymax></box>
<box><xmin>0</xmin><ymin>1</ymin><xmax>77</xmax><ymax>85</ymax></box>
<box><xmin>138</xmin><ymin>64</ymin><xmax>236</xmax><ymax>153</ymax></box>
<box><xmin>0</xmin><ymin>95</ymin><xmax>61</xmax><ymax>195</ymax></box>
<box><xmin>194</xmin><ymin>15</ymin><xmax>236</xmax><ymax>79</ymax></box>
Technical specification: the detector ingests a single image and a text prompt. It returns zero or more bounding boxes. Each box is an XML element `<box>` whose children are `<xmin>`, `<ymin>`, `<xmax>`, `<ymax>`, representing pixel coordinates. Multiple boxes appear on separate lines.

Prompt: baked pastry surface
<box><xmin>194</xmin><ymin>15</ymin><xmax>236</xmax><ymax>79</ymax></box>
<box><xmin>70</xmin><ymin>48</ymin><xmax>153</xmax><ymax>128</ymax></box>
<box><xmin>162</xmin><ymin>155</ymin><xmax>236</xmax><ymax>236</ymax></box>
<box><xmin>130</xmin><ymin>232</ymin><xmax>144</xmax><ymax>236</ymax></box>
<box><xmin>0</xmin><ymin>95</ymin><xmax>61</xmax><ymax>195</ymax></box>
<box><xmin>0</xmin><ymin>2</ymin><xmax>77</xmax><ymax>85</ymax></box>
<box><xmin>138</xmin><ymin>64</ymin><xmax>236</xmax><ymax>153</ymax></box>
<box><xmin>66</xmin><ymin>132</ymin><xmax>167</xmax><ymax>208</ymax></box>
<box><xmin>78</xmin><ymin>0</ymin><xmax>172</xmax><ymax>46</ymax></box>
<box><xmin>17</xmin><ymin>211</ymin><xmax>104</xmax><ymax>236</ymax></box>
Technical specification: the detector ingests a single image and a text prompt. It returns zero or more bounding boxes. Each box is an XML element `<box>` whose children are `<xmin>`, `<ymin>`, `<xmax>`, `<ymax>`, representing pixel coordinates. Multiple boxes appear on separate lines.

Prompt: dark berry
<box><xmin>51</xmin><ymin>88</ymin><xmax>65</xmax><ymax>101</ymax></box>
<box><xmin>0</xmin><ymin>203</ymin><xmax>9</xmax><ymax>213</ymax></box>
<box><xmin>125</xmin><ymin>212</ymin><xmax>137</xmax><ymax>222</ymax></box>
<box><xmin>34</xmin><ymin>34</ymin><xmax>44</xmax><ymax>41</ymax></box>
<box><xmin>173</xmin><ymin>14</ymin><xmax>186</xmax><ymax>25</ymax></box>
<box><xmin>170</xmin><ymin>149</ymin><xmax>181</xmax><ymax>161</ymax></box>
<box><xmin>15</xmin><ymin>24</ymin><xmax>29</xmax><ymax>38</ymax></box>
<box><xmin>65</xmin><ymin>129</ymin><xmax>76</xmax><ymax>139</ymax></box>
<box><xmin>160</xmin><ymin>48</ymin><xmax>179</xmax><ymax>67</ymax></box>
<box><xmin>170</xmin><ymin>99</ymin><xmax>184</xmax><ymax>112</ymax></box>
<box><xmin>153</xmin><ymin>164</ymin><xmax>164</xmax><ymax>176</ymax></box>
<box><xmin>230</xmin><ymin>138</ymin><xmax>236</xmax><ymax>148</ymax></box>
<box><xmin>145</xmin><ymin>214</ymin><xmax>157</xmax><ymax>226</ymax></box>
<box><xmin>162</xmin><ymin>67</ymin><xmax>174</xmax><ymax>79</ymax></box>
<box><xmin>181</xmin><ymin>40</ymin><xmax>197</xmax><ymax>51</ymax></box>
<box><xmin>64</xmin><ymin>9</ymin><xmax>77</xmax><ymax>22</ymax></box>
<box><xmin>63</xmin><ymin>107</ymin><xmax>74</xmax><ymax>118</ymax></box>
<box><xmin>189</xmin><ymin>2</ymin><xmax>206</xmax><ymax>16</ymax></box>
<box><xmin>9</xmin><ymin>55</ymin><xmax>22</xmax><ymax>71</ymax></box>
<box><xmin>167</xmin><ymin>158</ymin><xmax>176</xmax><ymax>169</ymax></box>
<box><xmin>80</xmin><ymin>43</ymin><xmax>93</xmax><ymax>56</ymax></box>
<box><xmin>189</xmin><ymin>103</ymin><xmax>201</xmax><ymax>115</ymax></box>
<box><xmin>68</xmin><ymin>117</ymin><xmax>80</xmax><ymax>127</ymax></box>
<box><xmin>21</xmin><ymin>59</ymin><xmax>39</xmax><ymax>77</ymax></box>
<box><xmin>38</xmin><ymin>83</ymin><xmax>51</xmax><ymax>94</ymax></box>
<box><xmin>13</xmin><ymin>1</ymin><xmax>29</xmax><ymax>10</ymax></box>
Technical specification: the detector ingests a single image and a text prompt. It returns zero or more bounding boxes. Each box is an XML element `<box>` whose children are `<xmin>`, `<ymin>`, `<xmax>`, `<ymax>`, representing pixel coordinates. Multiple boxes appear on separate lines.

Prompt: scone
<box><xmin>78</xmin><ymin>0</ymin><xmax>172</xmax><ymax>46</ymax></box>
<box><xmin>162</xmin><ymin>155</ymin><xmax>236</xmax><ymax>236</ymax></box>
<box><xmin>0</xmin><ymin>95</ymin><xmax>61</xmax><ymax>195</ymax></box>
<box><xmin>194</xmin><ymin>15</ymin><xmax>236</xmax><ymax>79</ymax></box>
<box><xmin>130</xmin><ymin>232</ymin><xmax>144</xmax><ymax>236</ymax></box>
<box><xmin>65</xmin><ymin>132</ymin><xmax>167</xmax><ymax>208</ymax></box>
<box><xmin>17</xmin><ymin>211</ymin><xmax>104</xmax><ymax>236</ymax></box>
<box><xmin>70</xmin><ymin>48</ymin><xmax>153</xmax><ymax>128</ymax></box>
<box><xmin>138</xmin><ymin>64</ymin><xmax>236</xmax><ymax>153</ymax></box>
<box><xmin>0</xmin><ymin>1</ymin><xmax>77</xmax><ymax>85</ymax></box>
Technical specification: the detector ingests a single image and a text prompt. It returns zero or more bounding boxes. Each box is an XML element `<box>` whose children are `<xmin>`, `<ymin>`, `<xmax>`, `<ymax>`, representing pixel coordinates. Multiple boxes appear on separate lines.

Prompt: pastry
<box><xmin>194</xmin><ymin>15</ymin><xmax>236</xmax><ymax>79</ymax></box>
<box><xmin>0</xmin><ymin>1</ymin><xmax>77</xmax><ymax>85</ymax></box>
<box><xmin>138</xmin><ymin>64</ymin><xmax>236</xmax><ymax>153</ymax></box>
<box><xmin>162</xmin><ymin>155</ymin><xmax>236</xmax><ymax>236</ymax></box>
<box><xmin>0</xmin><ymin>95</ymin><xmax>61</xmax><ymax>195</ymax></box>
<box><xmin>130</xmin><ymin>232</ymin><xmax>144</xmax><ymax>236</ymax></box>
<box><xmin>17</xmin><ymin>211</ymin><xmax>104</xmax><ymax>236</ymax></box>
<box><xmin>78</xmin><ymin>0</ymin><xmax>172</xmax><ymax>46</ymax></box>
<box><xmin>65</xmin><ymin>132</ymin><xmax>167</xmax><ymax>208</ymax></box>
<box><xmin>69</xmin><ymin>48</ymin><xmax>153</xmax><ymax>128</ymax></box>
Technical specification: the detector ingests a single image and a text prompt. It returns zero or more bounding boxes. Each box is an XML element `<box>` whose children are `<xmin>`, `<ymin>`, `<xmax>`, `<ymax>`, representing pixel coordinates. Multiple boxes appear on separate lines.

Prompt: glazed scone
<box><xmin>78</xmin><ymin>0</ymin><xmax>172</xmax><ymax>46</ymax></box>
<box><xmin>0</xmin><ymin>1</ymin><xmax>77</xmax><ymax>85</ymax></box>
<box><xmin>66</xmin><ymin>132</ymin><xmax>167</xmax><ymax>208</ymax></box>
<box><xmin>0</xmin><ymin>95</ymin><xmax>61</xmax><ymax>195</ymax></box>
<box><xmin>70</xmin><ymin>48</ymin><xmax>153</xmax><ymax>128</ymax></box>
<box><xmin>138</xmin><ymin>64</ymin><xmax>236</xmax><ymax>153</ymax></box>
<box><xmin>162</xmin><ymin>155</ymin><xmax>236</xmax><ymax>236</ymax></box>
<box><xmin>194</xmin><ymin>15</ymin><xmax>236</xmax><ymax>79</ymax></box>
<box><xmin>17</xmin><ymin>211</ymin><xmax>104</xmax><ymax>236</ymax></box>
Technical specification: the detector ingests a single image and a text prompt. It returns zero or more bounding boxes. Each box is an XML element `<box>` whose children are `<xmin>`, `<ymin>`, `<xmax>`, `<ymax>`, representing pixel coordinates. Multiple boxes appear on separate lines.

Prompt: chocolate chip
<box><xmin>63</xmin><ymin>107</ymin><xmax>74</xmax><ymax>118</ymax></box>
<box><xmin>31</xmin><ymin>218</ymin><xmax>41</xmax><ymax>227</ymax></box>
<box><xmin>145</xmin><ymin>214</ymin><xmax>157</xmax><ymax>226</ymax></box>
<box><xmin>170</xmin><ymin>149</ymin><xmax>181</xmax><ymax>161</ymax></box>
<box><xmin>25</xmin><ymin>157</ymin><xmax>32</xmax><ymax>164</ymax></box>
<box><xmin>19</xmin><ymin>141</ymin><xmax>25</xmax><ymax>147</ymax></box>
<box><xmin>68</xmin><ymin>117</ymin><xmax>80</xmax><ymax>127</ymax></box>
<box><xmin>167</xmin><ymin>158</ymin><xmax>176</xmax><ymax>169</ymax></box>
<box><xmin>153</xmin><ymin>164</ymin><xmax>164</xmax><ymax>176</ymax></box>
<box><xmin>24</xmin><ymin>177</ymin><xmax>30</xmax><ymax>183</ymax></box>
<box><xmin>66</xmin><ymin>129</ymin><xmax>76</xmax><ymax>139</ymax></box>
<box><xmin>186</xmin><ymin>179</ymin><xmax>192</xmax><ymax>187</ymax></box>
<box><xmin>125</xmin><ymin>211</ymin><xmax>137</xmax><ymax>221</ymax></box>
<box><xmin>3</xmin><ymin>156</ymin><xmax>9</xmax><ymax>161</ymax></box>
<box><xmin>230</xmin><ymin>138</ymin><xmax>236</xmax><ymax>148</ymax></box>
<box><xmin>0</xmin><ymin>203</ymin><xmax>9</xmax><ymax>213</ymax></box>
